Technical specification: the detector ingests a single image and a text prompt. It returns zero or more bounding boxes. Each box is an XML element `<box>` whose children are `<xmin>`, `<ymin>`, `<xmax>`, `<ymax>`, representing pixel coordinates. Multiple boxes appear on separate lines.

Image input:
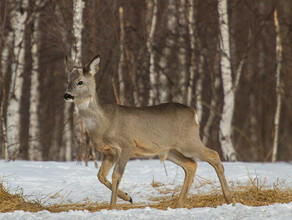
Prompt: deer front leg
<box><xmin>109</xmin><ymin>147</ymin><xmax>132</xmax><ymax>209</ymax></box>
<box><xmin>98</xmin><ymin>154</ymin><xmax>132</xmax><ymax>203</ymax></box>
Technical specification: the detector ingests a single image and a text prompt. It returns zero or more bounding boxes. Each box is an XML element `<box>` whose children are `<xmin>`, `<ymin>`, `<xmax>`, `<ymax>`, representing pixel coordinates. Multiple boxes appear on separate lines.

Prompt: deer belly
<box><xmin>131</xmin><ymin>140</ymin><xmax>168</xmax><ymax>159</ymax></box>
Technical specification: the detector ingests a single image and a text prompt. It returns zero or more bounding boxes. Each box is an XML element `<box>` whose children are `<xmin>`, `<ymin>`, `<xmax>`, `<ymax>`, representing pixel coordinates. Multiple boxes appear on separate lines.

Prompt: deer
<box><xmin>64</xmin><ymin>55</ymin><xmax>235</xmax><ymax>209</ymax></box>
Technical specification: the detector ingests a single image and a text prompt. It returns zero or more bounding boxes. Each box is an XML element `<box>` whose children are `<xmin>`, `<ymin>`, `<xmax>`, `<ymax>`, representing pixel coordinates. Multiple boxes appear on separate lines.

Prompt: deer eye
<box><xmin>77</xmin><ymin>81</ymin><xmax>83</xmax><ymax>86</ymax></box>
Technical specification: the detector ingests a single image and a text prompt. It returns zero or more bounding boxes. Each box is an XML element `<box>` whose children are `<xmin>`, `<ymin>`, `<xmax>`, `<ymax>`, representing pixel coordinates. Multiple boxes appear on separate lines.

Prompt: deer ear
<box><xmin>84</xmin><ymin>55</ymin><xmax>100</xmax><ymax>75</ymax></box>
<box><xmin>66</xmin><ymin>56</ymin><xmax>77</xmax><ymax>73</ymax></box>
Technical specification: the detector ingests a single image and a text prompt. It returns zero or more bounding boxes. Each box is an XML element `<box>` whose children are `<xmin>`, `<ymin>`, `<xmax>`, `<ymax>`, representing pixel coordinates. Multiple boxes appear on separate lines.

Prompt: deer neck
<box><xmin>75</xmin><ymin>94</ymin><xmax>106</xmax><ymax>133</ymax></box>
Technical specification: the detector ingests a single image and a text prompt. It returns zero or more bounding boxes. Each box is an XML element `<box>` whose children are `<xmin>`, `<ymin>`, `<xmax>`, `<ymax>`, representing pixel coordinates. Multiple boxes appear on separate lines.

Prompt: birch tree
<box><xmin>175</xmin><ymin>0</ymin><xmax>188</xmax><ymax>104</ymax></box>
<box><xmin>147</xmin><ymin>0</ymin><xmax>158</xmax><ymax>105</ymax></box>
<box><xmin>69</xmin><ymin>0</ymin><xmax>85</xmax><ymax>161</ymax></box>
<box><xmin>272</xmin><ymin>9</ymin><xmax>282</xmax><ymax>163</ymax></box>
<box><xmin>118</xmin><ymin>6</ymin><xmax>126</xmax><ymax>105</ymax></box>
<box><xmin>218</xmin><ymin>0</ymin><xmax>237</xmax><ymax>161</ymax></box>
<box><xmin>6</xmin><ymin>0</ymin><xmax>29</xmax><ymax>159</ymax></box>
<box><xmin>28</xmin><ymin>0</ymin><xmax>43</xmax><ymax>161</ymax></box>
<box><xmin>158</xmin><ymin>0</ymin><xmax>178</xmax><ymax>103</ymax></box>
<box><xmin>187</xmin><ymin>0</ymin><xmax>195</xmax><ymax>107</ymax></box>
<box><xmin>1</xmin><ymin>3</ymin><xmax>13</xmax><ymax>162</ymax></box>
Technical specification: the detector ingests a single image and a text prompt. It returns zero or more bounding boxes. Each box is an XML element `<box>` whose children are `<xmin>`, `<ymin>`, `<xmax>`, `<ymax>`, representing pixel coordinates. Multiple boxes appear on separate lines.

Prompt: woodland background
<box><xmin>0</xmin><ymin>0</ymin><xmax>291</xmax><ymax>162</ymax></box>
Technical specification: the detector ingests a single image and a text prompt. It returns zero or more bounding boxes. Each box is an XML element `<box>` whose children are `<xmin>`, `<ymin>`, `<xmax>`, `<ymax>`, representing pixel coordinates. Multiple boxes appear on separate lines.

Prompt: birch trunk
<box><xmin>28</xmin><ymin>1</ymin><xmax>42</xmax><ymax>161</ymax></box>
<box><xmin>118</xmin><ymin>7</ymin><xmax>126</xmax><ymax>105</ymax></box>
<box><xmin>72</xmin><ymin>0</ymin><xmax>84</xmax><ymax>64</ymax></box>
<box><xmin>70</xmin><ymin>0</ymin><xmax>85</xmax><ymax>161</ymax></box>
<box><xmin>272</xmin><ymin>10</ymin><xmax>282</xmax><ymax>163</ymax></box>
<box><xmin>1</xmin><ymin>27</ymin><xmax>13</xmax><ymax>162</ymax></box>
<box><xmin>195</xmin><ymin>54</ymin><xmax>204</xmax><ymax>123</ymax></box>
<box><xmin>175</xmin><ymin>0</ymin><xmax>187</xmax><ymax>104</ymax></box>
<box><xmin>187</xmin><ymin>0</ymin><xmax>195</xmax><ymax>107</ymax></box>
<box><xmin>218</xmin><ymin>0</ymin><xmax>237</xmax><ymax>161</ymax></box>
<box><xmin>159</xmin><ymin>0</ymin><xmax>177</xmax><ymax>103</ymax></box>
<box><xmin>147</xmin><ymin>0</ymin><xmax>158</xmax><ymax>105</ymax></box>
<box><xmin>6</xmin><ymin>0</ymin><xmax>29</xmax><ymax>159</ymax></box>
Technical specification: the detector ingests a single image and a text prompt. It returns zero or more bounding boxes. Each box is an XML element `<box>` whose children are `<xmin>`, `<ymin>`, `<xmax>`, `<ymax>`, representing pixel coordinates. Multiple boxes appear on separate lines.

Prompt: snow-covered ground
<box><xmin>1</xmin><ymin>160</ymin><xmax>292</xmax><ymax>219</ymax></box>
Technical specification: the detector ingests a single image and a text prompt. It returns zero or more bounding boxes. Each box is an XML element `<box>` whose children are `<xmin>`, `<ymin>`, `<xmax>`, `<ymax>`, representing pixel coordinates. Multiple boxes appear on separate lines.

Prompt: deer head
<box><xmin>64</xmin><ymin>55</ymin><xmax>100</xmax><ymax>105</ymax></box>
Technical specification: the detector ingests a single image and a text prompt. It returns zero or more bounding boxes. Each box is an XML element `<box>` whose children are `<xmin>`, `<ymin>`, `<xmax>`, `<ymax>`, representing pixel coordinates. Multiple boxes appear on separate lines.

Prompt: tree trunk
<box><xmin>147</xmin><ymin>0</ymin><xmax>158</xmax><ymax>105</ymax></box>
<box><xmin>70</xmin><ymin>0</ymin><xmax>85</xmax><ymax>162</ymax></box>
<box><xmin>175</xmin><ymin>0</ymin><xmax>188</xmax><ymax>104</ymax></box>
<box><xmin>272</xmin><ymin>10</ymin><xmax>282</xmax><ymax>163</ymax></box>
<box><xmin>158</xmin><ymin>0</ymin><xmax>177</xmax><ymax>103</ymax></box>
<box><xmin>218</xmin><ymin>0</ymin><xmax>237</xmax><ymax>161</ymax></box>
<box><xmin>195</xmin><ymin>54</ymin><xmax>204</xmax><ymax>123</ymax></box>
<box><xmin>6</xmin><ymin>0</ymin><xmax>29</xmax><ymax>159</ymax></box>
<box><xmin>118</xmin><ymin>7</ymin><xmax>126</xmax><ymax>105</ymax></box>
<box><xmin>187</xmin><ymin>0</ymin><xmax>195</xmax><ymax>107</ymax></box>
<box><xmin>1</xmin><ymin>22</ymin><xmax>13</xmax><ymax>162</ymax></box>
<box><xmin>28</xmin><ymin>1</ymin><xmax>42</xmax><ymax>161</ymax></box>
<box><xmin>72</xmin><ymin>0</ymin><xmax>84</xmax><ymax>64</ymax></box>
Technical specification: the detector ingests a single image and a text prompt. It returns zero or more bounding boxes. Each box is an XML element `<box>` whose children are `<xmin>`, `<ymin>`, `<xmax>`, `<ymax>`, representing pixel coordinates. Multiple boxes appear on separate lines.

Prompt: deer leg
<box><xmin>197</xmin><ymin>147</ymin><xmax>235</xmax><ymax>205</ymax></box>
<box><xmin>167</xmin><ymin>149</ymin><xmax>197</xmax><ymax>208</ymax></box>
<box><xmin>110</xmin><ymin>147</ymin><xmax>132</xmax><ymax>209</ymax></box>
<box><xmin>98</xmin><ymin>154</ymin><xmax>132</xmax><ymax>203</ymax></box>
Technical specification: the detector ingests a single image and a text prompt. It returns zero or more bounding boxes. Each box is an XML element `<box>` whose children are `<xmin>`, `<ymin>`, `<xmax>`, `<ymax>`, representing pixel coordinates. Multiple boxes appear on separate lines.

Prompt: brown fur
<box><xmin>64</xmin><ymin>55</ymin><xmax>235</xmax><ymax>209</ymax></box>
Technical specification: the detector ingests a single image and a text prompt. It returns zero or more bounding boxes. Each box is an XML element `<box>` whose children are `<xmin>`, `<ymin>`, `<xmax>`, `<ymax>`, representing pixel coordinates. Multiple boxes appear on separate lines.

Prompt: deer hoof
<box><xmin>129</xmin><ymin>197</ymin><xmax>133</xmax><ymax>204</ymax></box>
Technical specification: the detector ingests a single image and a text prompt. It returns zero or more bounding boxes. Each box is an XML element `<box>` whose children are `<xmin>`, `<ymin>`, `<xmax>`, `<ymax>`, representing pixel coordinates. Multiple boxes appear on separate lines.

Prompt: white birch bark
<box><xmin>1</xmin><ymin>31</ymin><xmax>13</xmax><ymax>80</ymax></box>
<box><xmin>69</xmin><ymin>0</ymin><xmax>85</xmax><ymax>161</ymax></box>
<box><xmin>272</xmin><ymin>10</ymin><xmax>282</xmax><ymax>163</ymax></box>
<box><xmin>72</xmin><ymin>0</ymin><xmax>84</xmax><ymax>65</ymax></box>
<box><xmin>218</xmin><ymin>0</ymin><xmax>237</xmax><ymax>161</ymax></box>
<box><xmin>147</xmin><ymin>0</ymin><xmax>158</xmax><ymax>105</ymax></box>
<box><xmin>28</xmin><ymin>0</ymin><xmax>42</xmax><ymax>161</ymax></box>
<box><xmin>6</xmin><ymin>0</ymin><xmax>29</xmax><ymax>159</ymax></box>
<box><xmin>118</xmin><ymin>7</ymin><xmax>126</xmax><ymax>105</ymax></box>
<box><xmin>195</xmin><ymin>54</ymin><xmax>204</xmax><ymax>123</ymax></box>
<box><xmin>187</xmin><ymin>0</ymin><xmax>195</xmax><ymax>106</ymax></box>
<box><xmin>1</xmin><ymin>21</ymin><xmax>13</xmax><ymax>162</ymax></box>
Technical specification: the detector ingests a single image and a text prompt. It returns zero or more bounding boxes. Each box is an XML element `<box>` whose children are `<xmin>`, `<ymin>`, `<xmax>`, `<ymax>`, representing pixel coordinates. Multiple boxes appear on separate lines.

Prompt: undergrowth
<box><xmin>1</xmin><ymin>175</ymin><xmax>292</xmax><ymax>213</ymax></box>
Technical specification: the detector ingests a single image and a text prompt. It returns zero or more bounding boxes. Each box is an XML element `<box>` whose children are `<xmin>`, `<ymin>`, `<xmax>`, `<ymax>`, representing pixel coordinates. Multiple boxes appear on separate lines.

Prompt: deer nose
<box><xmin>64</xmin><ymin>93</ymin><xmax>74</xmax><ymax>100</ymax></box>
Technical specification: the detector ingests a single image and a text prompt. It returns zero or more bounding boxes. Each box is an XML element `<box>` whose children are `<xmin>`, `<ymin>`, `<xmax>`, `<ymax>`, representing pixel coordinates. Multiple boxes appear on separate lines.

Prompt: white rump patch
<box><xmin>195</xmin><ymin>113</ymin><xmax>199</xmax><ymax>124</ymax></box>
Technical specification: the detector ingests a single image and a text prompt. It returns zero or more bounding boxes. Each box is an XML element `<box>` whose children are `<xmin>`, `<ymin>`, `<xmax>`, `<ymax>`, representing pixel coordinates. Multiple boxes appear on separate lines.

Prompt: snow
<box><xmin>1</xmin><ymin>160</ymin><xmax>292</xmax><ymax>219</ymax></box>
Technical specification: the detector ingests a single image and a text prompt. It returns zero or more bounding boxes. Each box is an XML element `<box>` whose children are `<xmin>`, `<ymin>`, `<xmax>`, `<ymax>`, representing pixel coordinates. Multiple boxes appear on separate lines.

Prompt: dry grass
<box><xmin>0</xmin><ymin>183</ymin><xmax>45</xmax><ymax>212</ymax></box>
<box><xmin>1</xmin><ymin>176</ymin><xmax>292</xmax><ymax>213</ymax></box>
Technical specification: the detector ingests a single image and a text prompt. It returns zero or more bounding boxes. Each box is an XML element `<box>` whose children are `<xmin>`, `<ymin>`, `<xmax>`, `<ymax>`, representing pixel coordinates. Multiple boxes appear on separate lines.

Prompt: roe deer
<box><xmin>64</xmin><ymin>55</ymin><xmax>235</xmax><ymax>209</ymax></box>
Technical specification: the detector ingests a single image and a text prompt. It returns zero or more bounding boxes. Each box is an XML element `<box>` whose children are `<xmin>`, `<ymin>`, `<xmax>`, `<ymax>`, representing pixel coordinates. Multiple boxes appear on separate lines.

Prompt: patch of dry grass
<box><xmin>1</xmin><ymin>176</ymin><xmax>292</xmax><ymax>213</ymax></box>
<box><xmin>0</xmin><ymin>183</ymin><xmax>45</xmax><ymax>212</ymax></box>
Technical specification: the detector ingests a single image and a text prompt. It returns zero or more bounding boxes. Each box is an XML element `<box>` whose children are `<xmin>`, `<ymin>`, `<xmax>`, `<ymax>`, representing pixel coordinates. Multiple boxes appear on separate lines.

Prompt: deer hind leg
<box><xmin>167</xmin><ymin>149</ymin><xmax>197</xmax><ymax>208</ymax></box>
<box><xmin>110</xmin><ymin>147</ymin><xmax>133</xmax><ymax>209</ymax></box>
<box><xmin>98</xmin><ymin>154</ymin><xmax>132</xmax><ymax>204</ymax></box>
<box><xmin>196</xmin><ymin>146</ymin><xmax>235</xmax><ymax>205</ymax></box>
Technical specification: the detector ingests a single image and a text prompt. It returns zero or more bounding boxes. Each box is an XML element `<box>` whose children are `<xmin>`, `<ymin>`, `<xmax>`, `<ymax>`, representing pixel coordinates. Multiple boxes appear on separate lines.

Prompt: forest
<box><xmin>0</xmin><ymin>0</ymin><xmax>291</xmax><ymax>162</ymax></box>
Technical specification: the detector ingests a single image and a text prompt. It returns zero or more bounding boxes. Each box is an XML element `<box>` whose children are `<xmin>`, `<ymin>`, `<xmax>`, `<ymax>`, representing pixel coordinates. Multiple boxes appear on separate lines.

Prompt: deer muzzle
<box><xmin>64</xmin><ymin>93</ymin><xmax>74</xmax><ymax>101</ymax></box>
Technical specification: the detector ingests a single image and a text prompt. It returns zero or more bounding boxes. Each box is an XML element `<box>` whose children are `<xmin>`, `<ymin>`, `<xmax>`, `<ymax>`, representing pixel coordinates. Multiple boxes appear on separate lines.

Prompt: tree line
<box><xmin>0</xmin><ymin>0</ymin><xmax>291</xmax><ymax>162</ymax></box>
